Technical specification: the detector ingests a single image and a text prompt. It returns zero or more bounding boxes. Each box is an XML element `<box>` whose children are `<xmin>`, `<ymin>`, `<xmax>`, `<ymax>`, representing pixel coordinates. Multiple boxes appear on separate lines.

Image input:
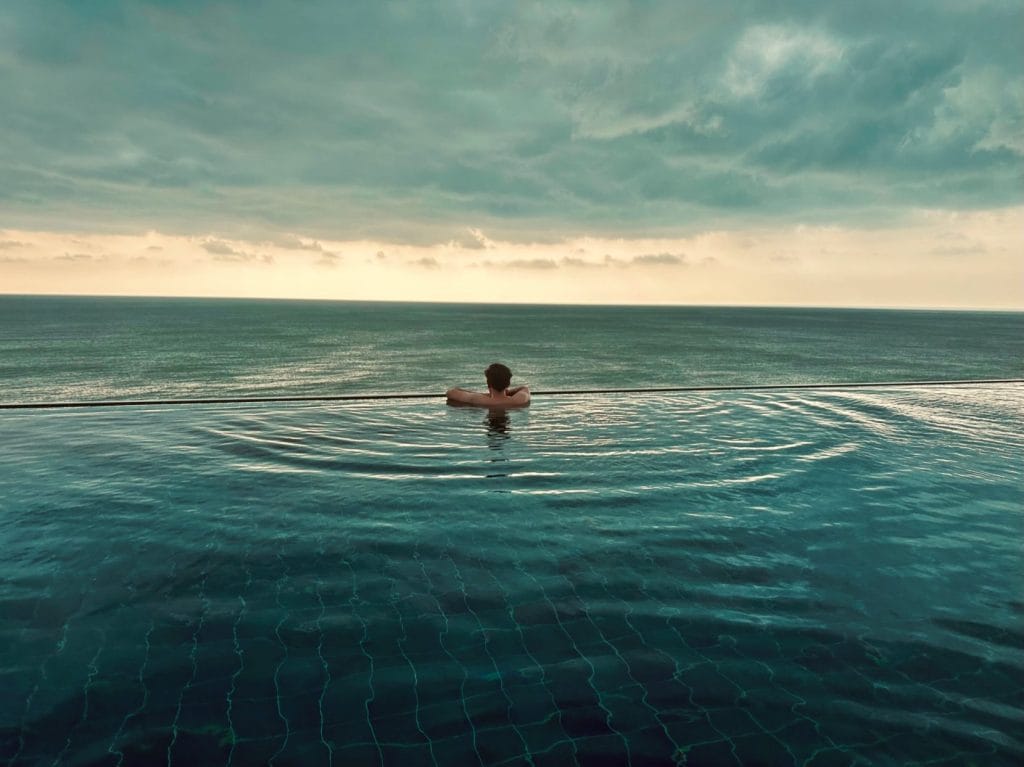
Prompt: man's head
<box><xmin>485</xmin><ymin>362</ymin><xmax>512</xmax><ymax>392</ymax></box>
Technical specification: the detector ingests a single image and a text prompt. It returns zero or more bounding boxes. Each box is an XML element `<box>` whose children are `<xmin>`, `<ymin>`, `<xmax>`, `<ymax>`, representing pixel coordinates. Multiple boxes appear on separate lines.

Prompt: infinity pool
<box><xmin>1</xmin><ymin>386</ymin><xmax>1021</xmax><ymax>765</ymax></box>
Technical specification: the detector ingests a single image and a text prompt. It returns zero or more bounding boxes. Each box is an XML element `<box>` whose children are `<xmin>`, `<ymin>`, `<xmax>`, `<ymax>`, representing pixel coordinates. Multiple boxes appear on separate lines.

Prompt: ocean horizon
<box><xmin>2</xmin><ymin>294</ymin><xmax>1021</xmax><ymax>405</ymax></box>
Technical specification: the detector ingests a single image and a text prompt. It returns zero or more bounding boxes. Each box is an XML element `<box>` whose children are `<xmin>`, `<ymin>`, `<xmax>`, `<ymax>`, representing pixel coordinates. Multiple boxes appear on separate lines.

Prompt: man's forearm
<box><xmin>446</xmin><ymin>387</ymin><xmax>476</xmax><ymax>403</ymax></box>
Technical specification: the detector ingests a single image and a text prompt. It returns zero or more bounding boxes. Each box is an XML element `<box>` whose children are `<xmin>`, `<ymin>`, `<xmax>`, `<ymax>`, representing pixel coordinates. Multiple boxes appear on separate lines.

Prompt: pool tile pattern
<box><xmin>1</xmin><ymin>388</ymin><xmax>1022</xmax><ymax>765</ymax></box>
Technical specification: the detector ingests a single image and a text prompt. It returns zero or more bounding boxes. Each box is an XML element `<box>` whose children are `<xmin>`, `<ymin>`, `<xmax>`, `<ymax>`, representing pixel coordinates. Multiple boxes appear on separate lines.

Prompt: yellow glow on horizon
<box><xmin>1</xmin><ymin>207</ymin><xmax>1021</xmax><ymax>310</ymax></box>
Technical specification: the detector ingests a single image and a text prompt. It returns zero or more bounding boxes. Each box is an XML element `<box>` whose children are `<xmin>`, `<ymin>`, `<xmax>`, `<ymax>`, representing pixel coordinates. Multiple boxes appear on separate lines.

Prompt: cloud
<box><xmin>632</xmin><ymin>252</ymin><xmax>685</xmax><ymax>266</ymax></box>
<box><xmin>409</xmin><ymin>256</ymin><xmax>440</xmax><ymax>269</ymax></box>
<box><xmin>217</xmin><ymin>252</ymin><xmax>274</xmax><ymax>264</ymax></box>
<box><xmin>477</xmin><ymin>253</ymin><xmax>684</xmax><ymax>270</ymax></box>
<box><xmin>200</xmin><ymin>239</ymin><xmax>242</xmax><ymax>256</ymax></box>
<box><xmin>471</xmin><ymin>252</ymin><xmax>688</xmax><ymax>270</ymax></box>
<box><xmin>0</xmin><ymin>240</ymin><xmax>29</xmax><ymax>249</ymax></box>
<box><xmin>266</xmin><ymin>234</ymin><xmax>335</xmax><ymax>253</ymax></box>
<box><xmin>199</xmin><ymin>238</ymin><xmax>272</xmax><ymax>263</ymax></box>
<box><xmin>267</xmin><ymin>233</ymin><xmax>342</xmax><ymax>263</ymax></box>
<box><xmin>449</xmin><ymin>228</ymin><xmax>492</xmax><ymax>250</ymax></box>
<box><xmin>2</xmin><ymin>214</ymin><xmax>1019</xmax><ymax>308</ymax></box>
<box><xmin>502</xmin><ymin>258</ymin><xmax>559</xmax><ymax>270</ymax></box>
<box><xmin>560</xmin><ymin>256</ymin><xmax>603</xmax><ymax>268</ymax></box>
<box><xmin>0</xmin><ymin>1</ymin><xmax>1019</xmax><ymax>245</ymax></box>
<box><xmin>472</xmin><ymin>257</ymin><xmax>558</xmax><ymax>269</ymax></box>
<box><xmin>722</xmin><ymin>24</ymin><xmax>845</xmax><ymax>100</ymax></box>
<box><xmin>928</xmin><ymin>67</ymin><xmax>1024</xmax><ymax>156</ymax></box>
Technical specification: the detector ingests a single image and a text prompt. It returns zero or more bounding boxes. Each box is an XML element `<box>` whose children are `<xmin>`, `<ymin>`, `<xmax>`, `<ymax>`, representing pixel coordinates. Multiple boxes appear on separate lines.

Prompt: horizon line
<box><xmin>2</xmin><ymin>291</ymin><xmax>1022</xmax><ymax>314</ymax></box>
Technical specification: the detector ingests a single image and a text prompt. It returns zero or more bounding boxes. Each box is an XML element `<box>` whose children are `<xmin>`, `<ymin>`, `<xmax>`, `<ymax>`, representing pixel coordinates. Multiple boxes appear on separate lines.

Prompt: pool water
<box><xmin>1</xmin><ymin>386</ymin><xmax>1022</xmax><ymax>765</ymax></box>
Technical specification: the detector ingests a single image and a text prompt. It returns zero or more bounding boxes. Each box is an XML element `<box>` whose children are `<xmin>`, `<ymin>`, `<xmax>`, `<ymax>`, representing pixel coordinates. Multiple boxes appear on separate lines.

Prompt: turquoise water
<box><xmin>1</xmin><ymin>386</ymin><xmax>1022</xmax><ymax>765</ymax></box>
<box><xmin>1</xmin><ymin>296</ymin><xmax>1021</xmax><ymax>403</ymax></box>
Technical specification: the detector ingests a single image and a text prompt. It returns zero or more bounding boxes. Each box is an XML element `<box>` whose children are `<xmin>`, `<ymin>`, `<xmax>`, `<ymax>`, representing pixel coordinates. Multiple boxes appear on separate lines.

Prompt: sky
<box><xmin>1</xmin><ymin>0</ymin><xmax>1021</xmax><ymax>308</ymax></box>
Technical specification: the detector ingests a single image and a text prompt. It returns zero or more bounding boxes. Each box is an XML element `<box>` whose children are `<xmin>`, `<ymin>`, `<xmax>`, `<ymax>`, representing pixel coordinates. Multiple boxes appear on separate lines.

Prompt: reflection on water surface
<box><xmin>1</xmin><ymin>386</ymin><xmax>1021</xmax><ymax>765</ymax></box>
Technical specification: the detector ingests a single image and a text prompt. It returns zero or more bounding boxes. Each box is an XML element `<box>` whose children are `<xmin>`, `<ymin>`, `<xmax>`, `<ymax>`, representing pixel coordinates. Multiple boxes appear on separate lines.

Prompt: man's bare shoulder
<box><xmin>446</xmin><ymin>386</ymin><xmax>530</xmax><ymax>408</ymax></box>
<box><xmin>506</xmin><ymin>386</ymin><xmax>531</xmax><ymax>407</ymax></box>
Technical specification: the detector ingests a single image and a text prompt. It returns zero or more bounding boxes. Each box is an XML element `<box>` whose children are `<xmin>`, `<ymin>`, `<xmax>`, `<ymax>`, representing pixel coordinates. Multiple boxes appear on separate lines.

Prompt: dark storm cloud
<box><xmin>0</xmin><ymin>1</ymin><xmax>1020</xmax><ymax>242</ymax></box>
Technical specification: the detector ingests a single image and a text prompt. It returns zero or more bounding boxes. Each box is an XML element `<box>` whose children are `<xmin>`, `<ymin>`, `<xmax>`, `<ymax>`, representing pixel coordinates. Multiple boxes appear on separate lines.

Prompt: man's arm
<box><xmin>446</xmin><ymin>387</ymin><xmax>483</xmax><ymax>405</ymax></box>
<box><xmin>507</xmin><ymin>386</ymin><xmax>531</xmax><ymax>405</ymax></box>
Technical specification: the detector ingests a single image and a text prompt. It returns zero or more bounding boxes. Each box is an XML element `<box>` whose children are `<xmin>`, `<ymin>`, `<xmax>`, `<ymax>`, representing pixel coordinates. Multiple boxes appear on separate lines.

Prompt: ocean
<box><xmin>1</xmin><ymin>295</ymin><xmax>1022</xmax><ymax>765</ymax></box>
<box><xmin>1</xmin><ymin>295</ymin><xmax>1021</xmax><ymax>403</ymax></box>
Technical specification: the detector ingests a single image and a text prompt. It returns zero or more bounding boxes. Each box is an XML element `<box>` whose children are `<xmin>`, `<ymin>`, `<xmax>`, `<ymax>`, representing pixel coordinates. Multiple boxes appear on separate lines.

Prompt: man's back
<box><xmin>446</xmin><ymin>385</ymin><xmax>531</xmax><ymax>408</ymax></box>
<box><xmin>447</xmin><ymin>362</ymin><xmax>530</xmax><ymax>408</ymax></box>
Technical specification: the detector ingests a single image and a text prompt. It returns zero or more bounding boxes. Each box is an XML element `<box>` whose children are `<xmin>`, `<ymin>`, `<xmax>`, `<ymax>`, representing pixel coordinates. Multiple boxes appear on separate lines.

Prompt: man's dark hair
<box><xmin>485</xmin><ymin>363</ymin><xmax>512</xmax><ymax>391</ymax></box>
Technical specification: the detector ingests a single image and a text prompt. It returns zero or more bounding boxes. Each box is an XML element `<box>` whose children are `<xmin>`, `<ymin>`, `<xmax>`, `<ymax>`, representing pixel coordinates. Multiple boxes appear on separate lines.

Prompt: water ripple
<box><xmin>0</xmin><ymin>385</ymin><xmax>1021</xmax><ymax>764</ymax></box>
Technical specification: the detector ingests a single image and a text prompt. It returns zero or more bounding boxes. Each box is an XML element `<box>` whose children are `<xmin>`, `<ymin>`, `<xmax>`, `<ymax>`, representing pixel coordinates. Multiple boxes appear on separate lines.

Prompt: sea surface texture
<box><xmin>1</xmin><ymin>296</ymin><xmax>1021</xmax><ymax>403</ymax></box>
<box><xmin>0</xmin><ymin>297</ymin><xmax>1022</xmax><ymax>766</ymax></box>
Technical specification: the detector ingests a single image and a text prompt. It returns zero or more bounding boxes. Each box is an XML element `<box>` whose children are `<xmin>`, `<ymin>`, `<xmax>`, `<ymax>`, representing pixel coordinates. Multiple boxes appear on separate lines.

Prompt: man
<box><xmin>446</xmin><ymin>362</ymin><xmax>531</xmax><ymax>408</ymax></box>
